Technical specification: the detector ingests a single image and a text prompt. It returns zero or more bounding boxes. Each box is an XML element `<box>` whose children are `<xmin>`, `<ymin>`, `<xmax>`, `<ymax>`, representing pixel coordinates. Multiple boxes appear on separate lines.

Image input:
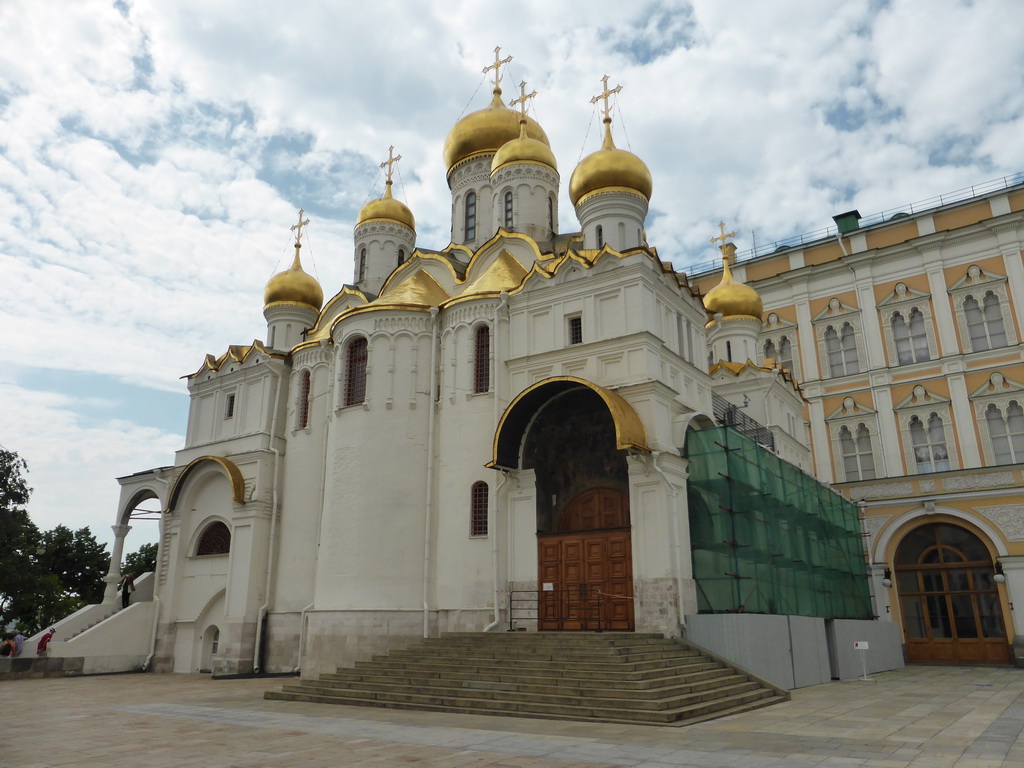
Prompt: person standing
<box><xmin>118</xmin><ymin>572</ymin><xmax>135</xmax><ymax>609</ymax></box>
<box><xmin>36</xmin><ymin>628</ymin><xmax>55</xmax><ymax>655</ymax></box>
<box><xmin>12</xmin><ymin>629</ymin><xmax>26</xmax><ymax>657</ymax></box>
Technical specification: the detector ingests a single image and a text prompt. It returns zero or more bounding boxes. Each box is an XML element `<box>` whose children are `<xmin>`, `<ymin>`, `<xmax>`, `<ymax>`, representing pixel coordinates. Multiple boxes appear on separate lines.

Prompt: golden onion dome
<box><xmin>703</xmin><ymin>243</ymin><xmax>763</xmax><ymax>320</ymax></box>
<box><xmin>491</xmin><ymin>121</ymin><xmax>558</xmax><ymax>174</ymax></box>
<box><xmin>444</xmin><ymin>87</ymin><xmax>550</xmax><ymax>173</ymax></box>
<box><xmin>568</xmin><ymin>119</ymin><xmax>652</xmax><ymax>206</ymax></box>
<box><xmin>264</xmin><ymin>246</ymin><xmax>324</xmax><ymax>311</ymax></box>
<box><xmin>356</xmin><ymin>179</ymin><xmax>415</xmax><ymax>230</ymax></box>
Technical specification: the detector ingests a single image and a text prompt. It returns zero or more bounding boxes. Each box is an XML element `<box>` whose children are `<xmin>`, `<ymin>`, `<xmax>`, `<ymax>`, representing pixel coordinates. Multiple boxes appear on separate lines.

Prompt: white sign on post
<box><xmin>854</xmin><ymin>640</ymin><xmax>873</xmax><ymax>681</ymax></box>
<box><xmin>854</xmin><ymin>641</ymin><xmax>869</xmax><ymax>650</ymax></box>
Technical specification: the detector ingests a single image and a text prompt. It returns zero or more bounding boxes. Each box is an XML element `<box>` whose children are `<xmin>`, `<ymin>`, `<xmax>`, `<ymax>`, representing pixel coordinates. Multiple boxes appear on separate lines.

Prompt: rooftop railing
<box><xmin>682</xmin><ymin>172</ymin><xmax>1024</xmax><ymax>277</ymax></box>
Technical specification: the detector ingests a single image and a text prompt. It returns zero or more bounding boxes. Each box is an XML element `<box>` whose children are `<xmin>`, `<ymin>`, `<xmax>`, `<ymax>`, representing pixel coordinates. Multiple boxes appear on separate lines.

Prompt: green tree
<box><xmin>0</xmin><ymin>448</ymin><xmax>111</xmax><ymax>634</ymax></box>
<box><xmin>122</xmin><ymin>542</ymin><xmax>158</xmax><ymax>576</ymax></box>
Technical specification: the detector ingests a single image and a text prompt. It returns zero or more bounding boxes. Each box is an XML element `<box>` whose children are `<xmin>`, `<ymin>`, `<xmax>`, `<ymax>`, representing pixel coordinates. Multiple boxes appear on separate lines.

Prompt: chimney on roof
<box><xmin>832</xmin><ymin>209</ymin><xmax>862</xmax><ymax>235</ymax></box>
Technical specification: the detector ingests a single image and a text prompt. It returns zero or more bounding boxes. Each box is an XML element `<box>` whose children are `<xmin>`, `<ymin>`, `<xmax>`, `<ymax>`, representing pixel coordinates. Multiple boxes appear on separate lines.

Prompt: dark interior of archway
<box><xmin>522</xmin><ymin>387</ymin><xmax>628</xmax><ymax>533</ymax></box>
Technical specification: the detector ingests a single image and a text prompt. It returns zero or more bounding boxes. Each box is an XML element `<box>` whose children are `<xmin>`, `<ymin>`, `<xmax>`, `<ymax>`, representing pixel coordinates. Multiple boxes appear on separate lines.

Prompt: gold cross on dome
<box><xmin>482</xmin><ymin>46</ymin><xmax>513</xmax><ymax>90</ymax></box>
<box><xmin>291</xmin><ymin>208</ymin><xmax>311</xmax><ymax>245</ymax></box>
<box><xmin>510</xmin><ymin>81</ymin><xmax>537</xmax><ymax>119</ymax></box>
<box><xmin>590</xmin><ymin>74</ymin><xmax>622</xmax><ymax>121</ymax></box>
<box><xmin>379</xmin><ymin>145</ymin><xmax>402</xmax><ymax>184</ymax></box>
<box><xmin>710</xmin><ymin>221</ymin><xmax>737</xmax><ymax>247</ymax></box>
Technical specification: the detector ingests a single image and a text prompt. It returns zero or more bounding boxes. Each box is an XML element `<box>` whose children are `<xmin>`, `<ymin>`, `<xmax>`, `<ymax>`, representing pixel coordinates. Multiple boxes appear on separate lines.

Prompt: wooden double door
<box><xmin>538</xmin><ymin>488</ymin><xmax>634</xmax><ymax>631</ymax></box>
<box><xmin>896</xmin><ymin>523</ymin><xmax>1010</xmax><ymax>664</ymax></box>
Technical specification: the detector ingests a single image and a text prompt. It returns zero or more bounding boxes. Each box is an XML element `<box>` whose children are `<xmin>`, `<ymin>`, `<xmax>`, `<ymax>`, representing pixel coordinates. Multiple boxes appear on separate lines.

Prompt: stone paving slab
<box><xmin>4</xmin><ymin>665</ymin><xmax>1024</xmax><ymax>767</ymax></box>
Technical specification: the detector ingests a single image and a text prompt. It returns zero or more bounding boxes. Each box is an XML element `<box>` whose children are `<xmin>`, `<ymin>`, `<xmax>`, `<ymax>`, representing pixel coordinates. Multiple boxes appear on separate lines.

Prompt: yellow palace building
<box><xmin>693</xmin><ymin>176</ymin><xmax>1024</xmax><ymax>665</ymax></box>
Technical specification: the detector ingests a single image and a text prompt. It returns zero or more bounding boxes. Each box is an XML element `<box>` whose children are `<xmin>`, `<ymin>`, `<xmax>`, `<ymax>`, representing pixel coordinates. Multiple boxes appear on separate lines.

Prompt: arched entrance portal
<box><xmin>895</xmin><ymin>523</ymin><xmax>1010</xmax><ymax>664</ymax></box>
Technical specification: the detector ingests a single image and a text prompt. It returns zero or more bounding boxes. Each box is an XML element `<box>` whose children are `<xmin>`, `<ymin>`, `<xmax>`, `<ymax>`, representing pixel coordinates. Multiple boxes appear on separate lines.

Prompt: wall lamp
<box><xmin>994</xmin><ymin>561</ymin><xmax>1006</xmax><ymax>584</ymax></box>
<box><xmin>881</xmin><ymin>567</ymin><xmax>893</xmax><ymax>588</ymax></box>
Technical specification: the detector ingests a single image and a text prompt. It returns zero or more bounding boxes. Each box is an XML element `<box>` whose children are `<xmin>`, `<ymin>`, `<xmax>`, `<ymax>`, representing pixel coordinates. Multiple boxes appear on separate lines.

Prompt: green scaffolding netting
<box><xmin>686</xmin><ymin>426</ymin><xmax>873</xmax><ymax>619</ymax></box>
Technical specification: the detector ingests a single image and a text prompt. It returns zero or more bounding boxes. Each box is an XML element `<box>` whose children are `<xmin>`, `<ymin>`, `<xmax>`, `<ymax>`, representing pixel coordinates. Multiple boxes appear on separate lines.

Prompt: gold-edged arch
<box><xmin>488</xmin><ymin>376</ymin><xmax>649</xmax><ymax>470</ymax></box>
<box><xmin>167</xmin><ymin>456</ymin><xmax>246</xmax><ymax>511</ymax></box>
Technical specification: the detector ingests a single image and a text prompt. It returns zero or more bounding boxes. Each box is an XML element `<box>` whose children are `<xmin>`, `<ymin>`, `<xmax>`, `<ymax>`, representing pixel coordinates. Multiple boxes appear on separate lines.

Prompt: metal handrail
<box><xmin>508</xmin><ymin>587</ymin><xmax>632</xmax><ymax>632</ymax></box>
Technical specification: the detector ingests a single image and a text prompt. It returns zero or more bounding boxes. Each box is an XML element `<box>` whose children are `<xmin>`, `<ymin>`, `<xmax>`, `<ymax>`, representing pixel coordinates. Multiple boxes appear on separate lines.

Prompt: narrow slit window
<box><xmin>465</xmin><ymin>191</ymin><xmax>477</xmax><ymax>241</ymax></box>
<box><xmin>503</xmin><ymin>191</ymin><xmax>513</xmax><ymax>228</ymax></box>
<box><xmin>568</xmin><ymin>315</ymin><xmax>583</xmax><ymax>345</ymax></box>
<box><xmin>473</xmin><ymin>325</ymin><xmax>490</xmax><ymax>394</ymax></box>
<box><xmin>224</xmin><ymin>393</ymin><xmax>236</xmax><ymax>420</ymax></box>
<box><xmin>297</xmin><ymin>370</ymin><xmax>311</xmax><ymax>429</ymax></box>
<box><xmin>344</xmin><ymin>337</ymin><xmax>368</xmax><ymax>407</ymax></box>
<box><xmin>470</xmin><ymin>481</ymin><xmax>488</xmax><ymax>536</ymax></box>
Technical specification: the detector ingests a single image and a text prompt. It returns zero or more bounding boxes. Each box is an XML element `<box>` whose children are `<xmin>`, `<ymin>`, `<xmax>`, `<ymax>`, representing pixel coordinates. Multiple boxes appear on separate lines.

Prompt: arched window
<box><xmin>196</xmin><ymin>522</ymin><xmax>231</xmax><ymax>556</ymax></box>
<box><xmin>344</xmin><ymin>337</ymin><xmax>368</xmax><ymax>407</ymax></box>
<box><xmin>473</xmin><ymin>325</ymin><xmax>490</xmax><ymax>394</ymax></box>
<box><xmin>893</xmin><ymin>310</ymin><xmax>930</xmax><ymax>364</ymax></box>
<box><xmin>547</xmin><ymin>196</ymin><xmax>554</xmax><ymax>230</ymax></box>
<box><xmin>398</xmin><ymin>249</ymin><xmax>405</xmax><ymax>267</ymax></box>
<box><xmin>596</xmin><ymin>224</ymin><xmax>604</xmax><ymax>248</ymax></box>
<box><xmin>297</xmin><ymin>369</ymin><xmax>311</xmax><ymax>429</ymax></box>
<box><xmin>778</xmin><ymin>336</ymin><xmax>793</xmax><ymax>372</ymax></box>
<box><xmin>465</xmin><ymin>191</ymin><xmax>477</xmax><ymax>240</ymax></box>
<box><xmin>725</xmin><ymin>340</ymin><xmax>733</xmax><ymax>362</ymax></box>
<box><xmin>470</xmin><ymin>481</ymin><xmax>488</xmax><ymax>536</ymax></box>
<box><xmin>503</xmin><ymin>191</ymin><xmax>513</xmax><ymax>228</ymax></box>
<box><xmin>358</xmin><ymin>247</ymin><xmax>367</xmax><ymax>282</ymax></box>
<box><xmin>910</xmin><ymin>413</ymin><xmax>950</xmax><ymax>473</ymax></box>
<box><xmin>839</xmin><ymin>424</ymin><xmax>875</xmax><ymax>481</ymax></box>
<box><xmin>964</xmin><ymin>292</ymin><xmax>1008</xmax><ymax>351</ymax></box>
<box><xmin>764</xmin><ymin>339</ymin><xmax>777</xmax><ymax>362</ymax></box>
<box><xmin>825</xmin><ymin>323</ymin><xmax>859</xmax><ymax>377</ymax></box>
<box><xmin>986</xmin><ymin>401</ymin><xmax>1024</xmax><ymax>465</ymax></box>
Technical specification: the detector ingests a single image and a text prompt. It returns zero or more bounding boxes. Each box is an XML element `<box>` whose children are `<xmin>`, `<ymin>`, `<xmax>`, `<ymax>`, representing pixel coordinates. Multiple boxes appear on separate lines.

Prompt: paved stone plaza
<box><xmin>5</xmin><ymin>665</ymin><xmax>1024</xmax><ymax>767</ymax></box>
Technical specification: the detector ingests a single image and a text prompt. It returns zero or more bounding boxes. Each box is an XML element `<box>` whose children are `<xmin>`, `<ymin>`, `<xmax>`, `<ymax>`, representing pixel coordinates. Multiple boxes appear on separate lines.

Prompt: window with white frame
<box><xmin>838</xmin><ymin>423</ymin><xmax>876</xmax><ymax>481</ymax></box>
<box><xmin>826</xmin><ymin>397</ymin><xmax>880</xmax><ymax>483</ymax></box>
<box><xmin>949</xmin><ymin>265</ymin><xmax>1017</xmax><ymax>353</ymax></box>
<box><xmin>909</xmin><ymin>413</ymin><xmax>951</xmax><ymax>472</ymax></box>
<box><xmin>813</xmin><ymin>299</ymin><xmax>864</xmax><ymax>380</ymax></box>
<box><xmin>503</xmin><ymin>191</ymin><xmax>513</xmax><ymax>228</ymax></box>
<box><xmin>971</xmin><ymin>372</ymin><xmax>1024</xmax><ymax>466</ymax></box>
<box><xmin>877</xmin><ymin>283</ymin><xmax>937</xmax><ymax>366</ymax></box>
<box><xmin>761</xmin><ymin>313</ymin><xmax>800</xmax><ymax>379</ymax></box>
<box><xmin>895</xmin><ymin>385</ymin><xmax>957</xmax><ymax>473</ymax></box>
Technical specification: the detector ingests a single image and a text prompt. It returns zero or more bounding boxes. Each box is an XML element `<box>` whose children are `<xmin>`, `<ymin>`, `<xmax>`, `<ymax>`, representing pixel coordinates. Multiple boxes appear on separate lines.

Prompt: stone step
<box><xmin>380</xmin><ymin>644</ymin><xmax>702</xmax><ymax>662</ymax></box>
<box><xmin>320</xmin><ymin>665</ymin><xmax>737</xmax><ymax>694</ymax></box>
<box><xmin>287</xmin><ymin>673</ymin><xmax>760</xmax><ymax>707</ymax></box>
<box><xmin>348</xmin><ymin>651</ymin><xmax>716</xmax><ymax>675</ymax></box>
<box><xmin>265</xmin><ymin>685</ymin><xmax>785</xmax><ymax>726</ymax></box>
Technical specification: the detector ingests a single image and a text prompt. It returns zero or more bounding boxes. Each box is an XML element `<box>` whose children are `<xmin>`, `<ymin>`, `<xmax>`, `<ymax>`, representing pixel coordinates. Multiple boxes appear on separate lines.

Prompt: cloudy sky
<box><xmin>2</xmin><ymin>0</ymin><xmax>1023</xmax><ymax>555</ymax></box>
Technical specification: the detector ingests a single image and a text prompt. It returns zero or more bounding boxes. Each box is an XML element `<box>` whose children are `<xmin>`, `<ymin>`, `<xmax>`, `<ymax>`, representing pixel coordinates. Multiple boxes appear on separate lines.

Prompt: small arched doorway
<box><xmin>894</xmin><ymin>523</ymin><xmax>1009</xmax><ymax>664</ymax></box>
<box><xmin>200</xmin><ymin>625</ymin><xmax>220</xmax><ymax>673</ymax></box>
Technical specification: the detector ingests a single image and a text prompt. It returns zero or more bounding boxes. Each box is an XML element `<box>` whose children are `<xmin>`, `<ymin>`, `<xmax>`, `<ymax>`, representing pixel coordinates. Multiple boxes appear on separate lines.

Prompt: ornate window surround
<box><xmin>971</xmin><ymin>372</ymin><xmax>1024</xmax><ymax>465</ymax></box>
<box><xmin>813</xmin><ymin>298</ymin><xmax>867</xmax><ymax>379</ymax></box>
<box><xmin>948</xmin><ymin>265</ymin><xmax>1018</xmax><ymax>352</ymax></box>
<box><xmin>826</xmin><ymin>396</ymin><xmax>881</xmax><ymax>482</ymax></box>
<box><xmin>893</xmin><ymin>385</ymin><xmax>959</xmax><ymax>473</ymax></box>
<box><xmin>760</xmin><ymin>312</ymin><xmax>801</xmax><ymax>380</ymax></box>
<box><xmin>877</xmin><ymin>282</ymin><xmax>938</xmax><ymax>365</ymax></box>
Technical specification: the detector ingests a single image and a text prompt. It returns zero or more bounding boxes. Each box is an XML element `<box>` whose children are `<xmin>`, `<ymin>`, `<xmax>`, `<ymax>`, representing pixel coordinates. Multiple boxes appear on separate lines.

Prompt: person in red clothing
<box><xmin>36</xmin><ymin>628</ymin><xmax>55</xmax><ymax>655</ymax></box>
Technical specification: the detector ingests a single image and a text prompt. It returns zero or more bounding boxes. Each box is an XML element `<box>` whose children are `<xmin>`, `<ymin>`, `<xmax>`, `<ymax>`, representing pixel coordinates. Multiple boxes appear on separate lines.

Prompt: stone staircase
<box><xmin>265</xmin><ymin>632</ymin><xmax>789</xmax><ymax>726</ymax></box>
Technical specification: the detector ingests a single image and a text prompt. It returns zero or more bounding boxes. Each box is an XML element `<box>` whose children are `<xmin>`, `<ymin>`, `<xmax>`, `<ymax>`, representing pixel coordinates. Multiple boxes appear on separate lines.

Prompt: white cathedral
<box><xmin>42</xmin><ymin>59</ymin><xmax>906</xmax><ymax>686</ymax></box>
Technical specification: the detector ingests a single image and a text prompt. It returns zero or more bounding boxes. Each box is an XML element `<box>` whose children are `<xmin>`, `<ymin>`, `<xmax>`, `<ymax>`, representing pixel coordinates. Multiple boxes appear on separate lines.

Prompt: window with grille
<box><xmin>892</xmin><ymin>309</ymin><xmax>930</xmax><ymax>364</ymax></box>
<box><xmin>986</xmin><ymin>402</ymin><xmax>1024</xmax><ymax>464</ymax></box>
<box><xmin>465</xmin><ymin>191</ymin><xmax>477</xmax><ymax>240</ymax></box>
<box><xmin>344</xmin><ymin>337</ymin><xmax>368</xmax><ymax>407</ymax></box>
<box><xmin>568</xmin><ymin>315</ymin><xmax>583</xmax><ymax>345</ymax></box>
<box><xmin>825</xmin><ymin>322</ymin><xmax>859</xmax><ymax>376</ymax></box>
<box><xmin>839</xmin><ymin>424</ymin><xmax>876</xmax><ymax>481</ymax></box>
<box><xmin>197</xmin><ymin>522</ymin><xmax>231</xmax><ymax>556</ymax></box>
<box><xmin>224</xmin><ymin>393</ymin><xmax>236</xmax><ymax>419</ymax></box>
<box><xmin>358</xmin><ymin>248</ymin><xmax>367</xmax><ymax>282</ymax></box>
<box><xmin>473</xmin><ymin>325</ymin><xmax>490</xmax><ymax>394</ymax></box>
<box><xmin>297</xmin><ymin>370</ymin><xmax>311</xmax><ymax>429</ymax></box>
<box><xmin>503</xmin><ymin>191</ymin><xmax>513</xmax><ymax>228</ymax></box>
<box><xmin>964</xmin><ymin>292</ymin><xmax>1008</xmax><ymax>352</ymax></box>
<box><xmin>909</xmin><ymin>413</ymin><xmax>951</xmax><ymax>472</ymax></box>
<box><xmin>470</xmin><ymin>481</ymin><xmax>488</xmax><ymax>536</ymax></box>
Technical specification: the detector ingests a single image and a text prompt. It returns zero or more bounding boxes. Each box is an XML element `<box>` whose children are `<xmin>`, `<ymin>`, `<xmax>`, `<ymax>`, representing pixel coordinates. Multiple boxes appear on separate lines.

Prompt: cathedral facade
<box><xmin>56</xmin><ymin>61</ymin><xmax>1021</xmax><ymax>683</ymax></box>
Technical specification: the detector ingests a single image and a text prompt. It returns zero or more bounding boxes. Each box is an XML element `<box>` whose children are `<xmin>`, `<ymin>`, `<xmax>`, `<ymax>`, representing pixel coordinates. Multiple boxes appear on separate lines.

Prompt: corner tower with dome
<box><xmin>91</xmin><ymin>54</ymin><xmax>895</xmax><ymax>691</ymax></box>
